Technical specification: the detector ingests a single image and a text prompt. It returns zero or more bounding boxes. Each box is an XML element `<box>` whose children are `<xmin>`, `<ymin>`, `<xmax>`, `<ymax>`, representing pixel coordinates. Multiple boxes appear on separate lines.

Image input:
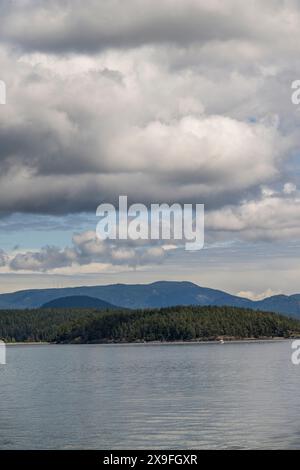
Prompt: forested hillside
<box><xmin>0</xmin><ymin>306</ymin><xmax>299</xmax><ymax>343</ymax></box>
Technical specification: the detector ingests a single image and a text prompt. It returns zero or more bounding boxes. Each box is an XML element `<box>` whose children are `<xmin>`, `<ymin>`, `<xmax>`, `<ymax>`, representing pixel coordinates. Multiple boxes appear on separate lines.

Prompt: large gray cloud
<box><xmin>0</xmin><ymin>46</ymin><xmax>295</xmax><ymax>215</ymax></box>
<box><xmin>0</xmin><ymin>1</ymin><xmax>275</xmax><ymax>53</ymax></box>
<box><xmin>1</xmin><ymin>0</ymin><xmax>300</xmax><ymax>58</ymax></box>
<box><xmin>0</xmin><ymin>0</ymin><xmax>299</xmax><ymax>242</ymax></box>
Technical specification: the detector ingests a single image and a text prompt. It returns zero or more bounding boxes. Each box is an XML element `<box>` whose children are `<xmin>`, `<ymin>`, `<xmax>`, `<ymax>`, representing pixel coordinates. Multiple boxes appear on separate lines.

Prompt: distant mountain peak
<box><xmin>41</xmin><ymin>295</ymin><xmax>117</xmax><ymax>310</ymax></box>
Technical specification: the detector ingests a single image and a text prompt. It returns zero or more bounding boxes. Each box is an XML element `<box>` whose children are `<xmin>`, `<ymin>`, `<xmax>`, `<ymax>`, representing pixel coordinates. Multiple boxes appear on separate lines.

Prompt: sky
<box><xmin>1</xmin><ymin>0</ymin><xmax>300</xmax><ymax>297</ymax></box>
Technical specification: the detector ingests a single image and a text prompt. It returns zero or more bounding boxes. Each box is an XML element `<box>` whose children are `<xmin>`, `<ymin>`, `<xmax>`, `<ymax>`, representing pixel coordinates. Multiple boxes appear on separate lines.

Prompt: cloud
<box><xmin>206</xmin><ymin>185</ymin><xmax>300</xmax><ymax>241</ymax></box>
<box><xmin>0</xmin><ymin>1</ymin><xmax>271</xmax><ymax>53</ymax></box>
<box><xmin>0</xmin><ymin>41</ymin><xmax>290</xmax><ymax>214</ymax></box>
<box><xmin>0</xmin><ymin>250</ymin><xmax>7</xmax><ymax>267</ymax></box>
<box><xmin>7</xmin><ymin>230</ymin><xmax>168</xmax><ymax>272</ymax></box>
<box><xmin>236</xmin><ymin>289</ymin><xmax>282</xmax><ymax>301</ymax></box>
<box><xmin>1</xmin><ymin>0</ymin><xmax>300</xmax><ymax>57</ymax></box>
<box><xmin>283</xmin><ymin>182</ymin><xmax>297</xmax><ymax>195</ymax></box>
<box><xmin>9</xmin><ymin>245</ymin><xmax>76</xmax><ymax>271</ymax></box>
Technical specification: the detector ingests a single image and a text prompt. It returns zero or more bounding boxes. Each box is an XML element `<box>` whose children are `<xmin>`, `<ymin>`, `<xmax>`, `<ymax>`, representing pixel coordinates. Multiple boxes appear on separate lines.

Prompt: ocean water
<box><xmin>0</xmin><ymin>341</ymin><xmax>299</xmax><ymax>449</ymax></box>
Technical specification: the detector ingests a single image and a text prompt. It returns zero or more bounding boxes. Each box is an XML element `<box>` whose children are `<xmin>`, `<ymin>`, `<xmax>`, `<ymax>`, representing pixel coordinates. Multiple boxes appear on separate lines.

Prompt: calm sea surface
<box><xmin>0</xmin><ymin>341</ymin><xmax>299</xmax><ymax>449</ymax></box>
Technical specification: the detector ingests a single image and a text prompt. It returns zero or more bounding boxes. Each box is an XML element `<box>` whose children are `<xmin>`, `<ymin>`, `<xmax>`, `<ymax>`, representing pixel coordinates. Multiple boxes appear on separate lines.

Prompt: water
<box><xmin>0</xmin><ymin>341</ymin><xmax>299</xmax><ymax>449</ymax></box>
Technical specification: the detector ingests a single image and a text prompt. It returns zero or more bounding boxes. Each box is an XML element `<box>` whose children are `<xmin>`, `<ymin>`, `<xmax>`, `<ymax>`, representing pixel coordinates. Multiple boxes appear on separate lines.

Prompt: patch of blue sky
<box><xmin>0</xmin><ymin>212</ymin><xmax>97</xmax><ymax>250</ymax></box>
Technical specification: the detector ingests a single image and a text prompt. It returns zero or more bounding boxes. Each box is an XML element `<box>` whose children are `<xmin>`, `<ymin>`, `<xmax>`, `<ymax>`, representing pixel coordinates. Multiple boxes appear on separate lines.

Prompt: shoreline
<box><xmin>6</xmin><ymin>342</ymin><xmax>50</xmax><ymax>346</ymax></box>
<box><xmin>4</xmin><ymin>337</ymin><xmax>295</xmax><ymax>346</ymax></box>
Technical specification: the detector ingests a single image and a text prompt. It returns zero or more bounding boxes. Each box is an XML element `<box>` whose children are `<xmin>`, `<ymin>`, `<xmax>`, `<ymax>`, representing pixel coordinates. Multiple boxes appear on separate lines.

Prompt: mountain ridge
<box><xmin>0</xmin><ymin>281</ymin><xmax>299</xmax><ymax>318</ymax></box>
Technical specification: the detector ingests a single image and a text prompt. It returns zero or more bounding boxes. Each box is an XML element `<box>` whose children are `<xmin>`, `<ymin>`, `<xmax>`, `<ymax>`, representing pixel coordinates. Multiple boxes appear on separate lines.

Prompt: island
<box><xmin>0</xmin><ymin>305</ymin><xmax>299</xmax><ymax>344</ymax></box>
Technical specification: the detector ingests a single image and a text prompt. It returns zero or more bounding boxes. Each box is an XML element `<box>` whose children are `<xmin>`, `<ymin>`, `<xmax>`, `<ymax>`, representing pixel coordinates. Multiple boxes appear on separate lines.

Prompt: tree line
<box><xmin>0</xmin><ymin>305</ymin><xmax>299</xmax><ymax>343</ymax></box>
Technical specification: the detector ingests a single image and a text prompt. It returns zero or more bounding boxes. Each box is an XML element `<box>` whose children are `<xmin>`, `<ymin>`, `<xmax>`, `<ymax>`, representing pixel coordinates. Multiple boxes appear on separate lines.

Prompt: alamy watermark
<box><xmin>291</xmin><ymin>340</ymin><xmax>300</xmax><ymax>365</ymax></box>
<box><xmin>0</xmin><ymin>341</ymin><xmax>6</xmax><ymax>365</ymax></box>
<box><xmin>0</xmin><ymin>80</ymin><xmax>6</xmax><ymax>105</ymax></box>
<box><xmin>96</xmin><ymin>196</ymin><xmax>204</xmax><ymax>251</ymax></box>
<box><xmin>291</xmin><ymin>80</ymin><xmax>300</xmax><ymax>105</ymax></box>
